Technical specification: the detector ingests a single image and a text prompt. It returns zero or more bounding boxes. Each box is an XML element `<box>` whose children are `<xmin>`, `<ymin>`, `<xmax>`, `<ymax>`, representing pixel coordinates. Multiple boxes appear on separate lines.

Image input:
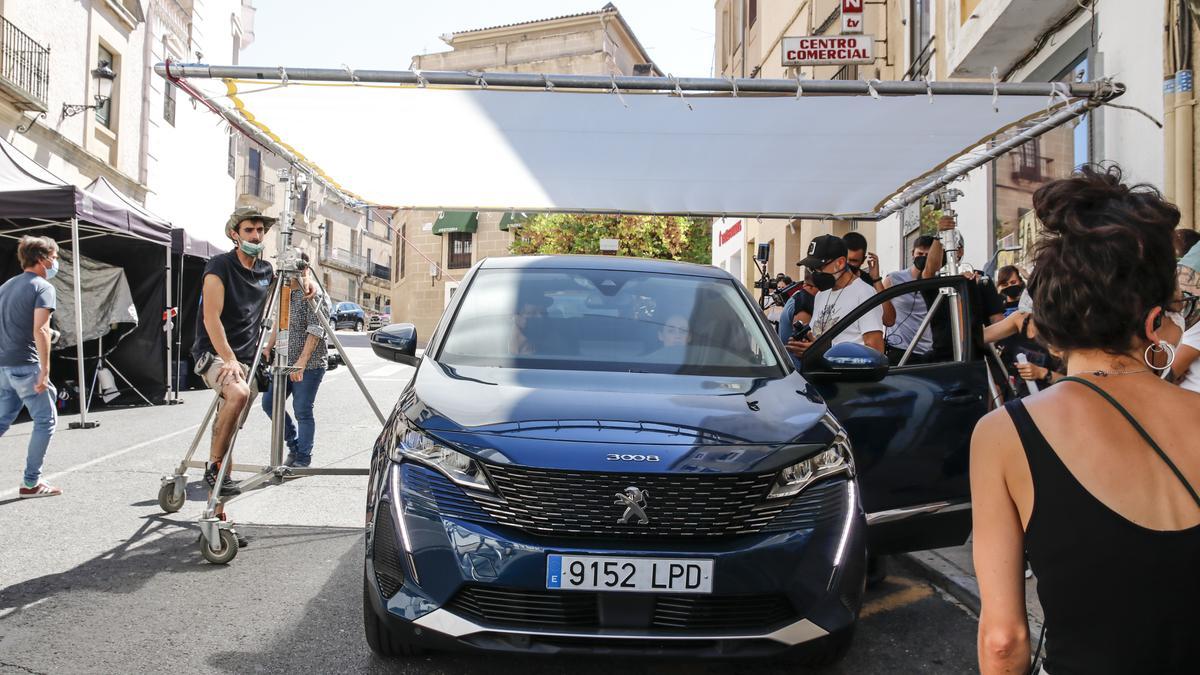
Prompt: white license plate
<box><xmin>546</xmin><ymin>554</ymin><xmax>713</xmax><ymax>594</ymax></box>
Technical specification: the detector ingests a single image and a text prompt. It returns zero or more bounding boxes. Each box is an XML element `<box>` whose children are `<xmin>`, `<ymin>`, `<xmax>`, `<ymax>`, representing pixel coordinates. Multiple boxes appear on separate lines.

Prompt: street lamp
<box><xmin>62</xmin><ymin>61</ymin><xmax>117</xmax><ymax>118</ymax></box>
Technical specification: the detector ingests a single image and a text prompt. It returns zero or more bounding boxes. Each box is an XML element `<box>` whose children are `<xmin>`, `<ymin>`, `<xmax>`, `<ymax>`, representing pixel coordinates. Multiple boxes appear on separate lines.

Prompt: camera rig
<box><xmin>158</xmin><ymin>164</ymin><xmax>386</xmax><ymax>564</ymax></box>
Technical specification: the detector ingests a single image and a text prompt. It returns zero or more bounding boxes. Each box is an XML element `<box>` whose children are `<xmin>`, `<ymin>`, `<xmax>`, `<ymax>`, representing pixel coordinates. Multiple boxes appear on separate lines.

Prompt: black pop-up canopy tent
<box><xmin>0</xmin><ymin>137</ymin><xmax>173</xmax><ymax>428</ymax></box>
<box><xmin>169</xmin><ymin>226</ymin><xmax>227</xmax><ymax>393</ymax></box>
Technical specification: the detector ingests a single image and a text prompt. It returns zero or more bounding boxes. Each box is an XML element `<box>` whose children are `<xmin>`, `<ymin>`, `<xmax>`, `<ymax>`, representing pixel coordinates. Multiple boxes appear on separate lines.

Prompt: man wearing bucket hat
<box><xmin>192</xmin><ymin>206</ymin><xmax>316</xmax><ymax>507</ymax></box>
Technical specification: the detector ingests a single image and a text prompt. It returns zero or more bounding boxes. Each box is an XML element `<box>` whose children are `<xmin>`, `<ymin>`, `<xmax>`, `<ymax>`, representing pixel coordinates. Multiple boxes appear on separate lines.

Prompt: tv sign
<box><xmin>842</xmin><ymin>0</ymin><xmax>864</xmax><ymax>34</ymax></box>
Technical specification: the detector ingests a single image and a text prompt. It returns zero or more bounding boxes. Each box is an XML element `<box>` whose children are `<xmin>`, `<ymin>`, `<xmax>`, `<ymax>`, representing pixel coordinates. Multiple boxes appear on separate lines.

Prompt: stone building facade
<box><xmin>390</xmin><ymin>4</ymin><xmax>658</xmax><ymax>342</ymax></box>
<box><xmin>0</xmin><ymin>0</ymin><xmax>250</xmax><ymax>244</ymax></box>
<box><xmin>713</xmin><ymin>1</ymin><xmax>1165</xmax><ymax>276</ymax></box>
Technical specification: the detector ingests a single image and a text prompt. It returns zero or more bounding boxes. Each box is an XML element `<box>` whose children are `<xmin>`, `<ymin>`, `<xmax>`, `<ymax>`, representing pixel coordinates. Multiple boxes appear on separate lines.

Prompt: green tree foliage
<box><xmin>509</xmin><ymin>214</ymin><xmax>711</xmax><ymax>263</ymax></box>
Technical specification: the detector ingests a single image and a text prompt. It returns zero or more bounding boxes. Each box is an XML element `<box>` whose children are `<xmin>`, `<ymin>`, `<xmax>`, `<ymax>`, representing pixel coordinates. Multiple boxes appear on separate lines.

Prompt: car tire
<box><xmin>356</xmin><ymin>319</ymin><xmax>364</xmax><ymax>332</ymax></box>
<box><xmin>866</xmin><ymin>554</ymin><xmax>888</xmax><ymax>589</ymax></box>
<box><xmin>784</xmin><ymin>625</ymin><xmax>855</xmax><ymax>668</ymax></box>
<box><xmin>363</xmin><ymin>572</ymin><xmax>423</xmax><ymax>658</ymax></box>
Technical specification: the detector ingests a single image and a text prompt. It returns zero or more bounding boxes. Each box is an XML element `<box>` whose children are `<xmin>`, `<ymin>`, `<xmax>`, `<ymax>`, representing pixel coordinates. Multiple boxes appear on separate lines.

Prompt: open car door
<box><xmin>801</xmin><ymin>275</ymin><xmax>990</xmax><ymax>554</ymax></box>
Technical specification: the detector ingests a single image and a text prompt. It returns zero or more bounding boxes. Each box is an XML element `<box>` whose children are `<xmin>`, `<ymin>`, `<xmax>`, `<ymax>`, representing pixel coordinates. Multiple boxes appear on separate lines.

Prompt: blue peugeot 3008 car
<box><xmin>364</xmin><ymin>255</ymin><xmax>984</xmax><ymax>664</ymax></box>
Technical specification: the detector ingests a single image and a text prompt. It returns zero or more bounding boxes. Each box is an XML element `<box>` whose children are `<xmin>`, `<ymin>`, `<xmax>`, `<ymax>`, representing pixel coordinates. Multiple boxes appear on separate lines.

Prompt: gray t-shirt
<box><xmin>0</xmin><ymin>271</ymin><xmax>56</xmax><ymax>367</ymax></box>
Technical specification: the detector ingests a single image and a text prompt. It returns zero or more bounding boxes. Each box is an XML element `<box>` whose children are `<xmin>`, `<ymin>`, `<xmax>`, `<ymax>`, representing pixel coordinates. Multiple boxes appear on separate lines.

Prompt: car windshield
<box><xmin>337</xmin><ymin>303</ymin><xmax>356</xmax><ymax>311</ymax></box>
<box><xmin>438</xmin><ymin>268</ymin><xmax>780</xmax><ymax>376</ymax></box>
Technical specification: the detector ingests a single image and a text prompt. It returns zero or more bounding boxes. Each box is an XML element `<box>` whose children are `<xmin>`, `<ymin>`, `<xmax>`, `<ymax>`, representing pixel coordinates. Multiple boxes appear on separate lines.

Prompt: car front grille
<box><xmin>480</xmin><ymin>465</ymin><xmax>780</xmax><ymax>538</ymax></box>
<box><xmin>398</xmin><ymin>460</ymin><xmax>848</xmax><ymax>539</ymax></box>
<box><xmin>760</xmin><ymin>478</ymin><xmax>848</xmax><ymax>533</ymax></box>
<box><xmin>446</xmin><ymin>585</ymin><xmax>795</xmax><ymax>632</ymax></box>
<box><xmin>400</xmin><ymin>463</ymin><xmax>498</xmax><ymax>523</ymax></box>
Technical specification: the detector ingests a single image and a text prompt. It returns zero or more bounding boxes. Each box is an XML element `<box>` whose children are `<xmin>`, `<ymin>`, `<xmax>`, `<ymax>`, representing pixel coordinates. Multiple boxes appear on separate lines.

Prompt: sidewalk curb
<box><xmin>896</xmin><ymin>551</ymin><xmax>981</xmax><ymax>616</ymax></box>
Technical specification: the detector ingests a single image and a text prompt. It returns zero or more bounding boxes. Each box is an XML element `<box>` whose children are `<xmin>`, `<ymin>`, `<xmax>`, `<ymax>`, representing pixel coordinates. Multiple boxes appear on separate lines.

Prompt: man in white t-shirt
<box><xmin>786</xmin><ymin>234</ymin><xmax>885</xmax><ymax>359</ymax></box>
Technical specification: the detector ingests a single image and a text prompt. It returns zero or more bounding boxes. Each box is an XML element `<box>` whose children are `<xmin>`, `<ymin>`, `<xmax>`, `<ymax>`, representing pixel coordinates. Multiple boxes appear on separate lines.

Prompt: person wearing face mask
<box><xmin>0</xmin><ymin>236</ymin><xmax>63</xmax><ymax>498</ymax></box>
<box><xmin>995</xmin><ymin>265</ymin><xmax>1026</xmax><ymax>317</ymax></box>
<box><xmin>881</xmin><ymin>235</ymin><xmax>936</xmax><ymax>365</ymax></box>
<box><xmin>192</xmin><ymin>206</ymin><xmax>279</xmax><ymax>505</ymax></box>
<box><xmin>786</xmin><ymin>234</ymin><xmax>885</xmax><ymax>359</ymax></box>
<box><xmin>842</xmin><ymin>232</ymin><xmax>896</xmax><ymax>328</ymax></box>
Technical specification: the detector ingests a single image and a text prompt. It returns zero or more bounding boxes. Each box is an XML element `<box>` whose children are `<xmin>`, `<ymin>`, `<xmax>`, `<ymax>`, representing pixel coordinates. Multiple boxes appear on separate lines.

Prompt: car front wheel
<box><xmin>356</xmin><ymin>319</ymin><xmax>365</xmax><ymax>332</ymax></box>
<box><xmin>363</xmin><ymin>572</ymin><xmax>423</xmax><ymax>658</ymax></box>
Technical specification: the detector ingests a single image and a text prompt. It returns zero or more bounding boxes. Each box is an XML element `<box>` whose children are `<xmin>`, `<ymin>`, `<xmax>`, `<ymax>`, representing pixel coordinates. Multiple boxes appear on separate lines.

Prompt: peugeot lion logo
<box><xmin>614</xmin><ymin>486</ymin><xmax>650</xmax><ymax>525</ymax></box>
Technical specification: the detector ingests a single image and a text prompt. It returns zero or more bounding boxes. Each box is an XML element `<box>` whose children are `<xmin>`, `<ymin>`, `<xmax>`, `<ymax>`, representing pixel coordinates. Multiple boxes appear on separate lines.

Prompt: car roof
<box><xmin>479</xmin><ymin>255</ymin><xmax>730</xmax><ymax>279</ymax></box>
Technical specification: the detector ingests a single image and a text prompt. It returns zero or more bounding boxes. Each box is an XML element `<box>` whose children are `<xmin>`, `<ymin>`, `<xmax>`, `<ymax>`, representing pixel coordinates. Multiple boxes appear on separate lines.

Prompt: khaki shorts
<box><xmin>197</xmin><ymin>354</ymin><xmax>259</xmax><ymax>430</ymax></box>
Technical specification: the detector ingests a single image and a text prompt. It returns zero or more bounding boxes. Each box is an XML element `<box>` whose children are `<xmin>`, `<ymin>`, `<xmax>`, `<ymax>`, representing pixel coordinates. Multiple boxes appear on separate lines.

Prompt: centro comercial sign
<box><xmin>781</xmin><ymin>36</ymin><xmax>874</xmax><ymax>66</ymax></box>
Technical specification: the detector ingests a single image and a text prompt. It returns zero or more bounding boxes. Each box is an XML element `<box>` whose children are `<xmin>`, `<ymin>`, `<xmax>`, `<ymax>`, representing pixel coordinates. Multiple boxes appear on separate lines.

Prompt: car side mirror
<box><xmin>370</xmin><ymin>323</ymin><xmax>419</xmax><ymax>367</ymax></box>
<box><xmin>808</xmin><ymin>342</ymin><xmax>889</xmax><ymax>382</ymax></box>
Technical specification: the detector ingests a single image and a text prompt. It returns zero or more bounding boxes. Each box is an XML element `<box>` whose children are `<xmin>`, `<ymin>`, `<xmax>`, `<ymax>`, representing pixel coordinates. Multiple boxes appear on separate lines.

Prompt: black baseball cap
<box><xmin>797</xmin><ymin>234</ymin><xmax>848</xmax><ymax>269</ymax></box>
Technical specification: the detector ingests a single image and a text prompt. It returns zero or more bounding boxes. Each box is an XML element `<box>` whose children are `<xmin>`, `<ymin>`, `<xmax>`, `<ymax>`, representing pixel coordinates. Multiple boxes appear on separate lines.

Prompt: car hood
<box><xmin>399</xmin><ymin>359</ymin><xmax>831</xmax><ymax>472</ymax></box>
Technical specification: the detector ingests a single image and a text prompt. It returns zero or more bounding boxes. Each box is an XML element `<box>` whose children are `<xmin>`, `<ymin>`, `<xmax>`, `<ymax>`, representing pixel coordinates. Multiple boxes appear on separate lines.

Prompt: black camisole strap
<box><xmin>1059</xmin><ymin>376</ymin><xmax>1200</xmax><ymax>509</ymax></box>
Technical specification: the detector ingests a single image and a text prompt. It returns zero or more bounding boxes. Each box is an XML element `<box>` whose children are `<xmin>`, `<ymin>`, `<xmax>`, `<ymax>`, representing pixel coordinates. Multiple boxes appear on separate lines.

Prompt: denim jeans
<box><xmin>0</xmin><ymin>364</ymin><xmax>58</xmax><ymax>485</ymax></box>
<box><xmin>260</xmin><ymin>368</ymin><xmax>325</xmax><ymax>462</ymax></box>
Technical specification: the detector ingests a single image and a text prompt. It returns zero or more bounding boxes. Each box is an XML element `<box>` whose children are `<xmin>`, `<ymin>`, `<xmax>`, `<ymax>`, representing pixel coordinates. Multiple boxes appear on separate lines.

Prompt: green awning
<box><xmin>432</xmin><ymin>211</ymin><xmax>478</xmax><ymax>235</ymax></box>
<box><xmin>498</xmin><ymin>212</ymin><xmax>528</xmax><ymax>231</ymax></box>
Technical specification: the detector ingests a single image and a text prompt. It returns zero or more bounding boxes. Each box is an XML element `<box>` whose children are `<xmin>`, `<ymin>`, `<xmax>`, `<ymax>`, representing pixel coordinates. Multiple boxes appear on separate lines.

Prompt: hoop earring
<box><xmin>1144</xmin><ymin>341</ymin><xmax>1176</xmax><ymax>372</ymax></box>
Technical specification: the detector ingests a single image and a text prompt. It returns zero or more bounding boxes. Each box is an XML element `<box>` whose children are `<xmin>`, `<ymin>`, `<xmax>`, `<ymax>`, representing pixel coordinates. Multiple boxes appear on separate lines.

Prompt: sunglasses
<box><xmin>1172</xmin><ymin>291</ymin><xmax>1200</xmax><ymax>329</ymax></box>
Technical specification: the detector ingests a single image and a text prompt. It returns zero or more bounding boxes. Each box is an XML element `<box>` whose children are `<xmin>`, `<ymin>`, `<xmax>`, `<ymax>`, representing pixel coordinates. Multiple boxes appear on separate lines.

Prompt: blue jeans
<box><xmin>0</xmin><ymin>364</ymin><xmax>57</xmax><ymax>485</ymax></box>
<box><xmin>260</xmin><ymin>368</ymin><xmax>325</xmax><ymax>462</ymax></box>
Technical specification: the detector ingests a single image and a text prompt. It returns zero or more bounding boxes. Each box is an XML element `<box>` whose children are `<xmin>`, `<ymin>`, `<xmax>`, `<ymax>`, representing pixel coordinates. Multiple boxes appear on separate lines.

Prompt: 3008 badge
<box><xmin>606</xmin><ymin>454</ymin><xmax>660</xmax><ymax>462</ymax></box>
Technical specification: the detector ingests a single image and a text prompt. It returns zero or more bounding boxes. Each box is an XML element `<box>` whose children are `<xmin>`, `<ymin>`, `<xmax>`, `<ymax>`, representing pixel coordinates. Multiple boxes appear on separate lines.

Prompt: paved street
<box><xmin>0</xmin><ymin>332</ymin><xmax>980</xmax><ymax>674</ymax></box>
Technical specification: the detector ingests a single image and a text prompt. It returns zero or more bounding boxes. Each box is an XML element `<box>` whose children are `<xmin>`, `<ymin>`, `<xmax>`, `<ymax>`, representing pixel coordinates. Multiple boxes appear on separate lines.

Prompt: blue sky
<box><xmin>242</xmin><ymin>1</ymin><xmax>715</xmax><ymax>77</ymax></box>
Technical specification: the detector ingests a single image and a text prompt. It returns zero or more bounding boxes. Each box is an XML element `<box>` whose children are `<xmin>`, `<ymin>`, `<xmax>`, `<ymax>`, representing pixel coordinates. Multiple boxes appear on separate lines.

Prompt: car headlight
<box><xmin>767</xmin><ymin>417</ymin><xmax>854</xmax><ymax>499</ymax></box>
<box><xmin>391</xmin><ymin>422</ymin><xmax>492</xmax><ymax>493</ymax></box>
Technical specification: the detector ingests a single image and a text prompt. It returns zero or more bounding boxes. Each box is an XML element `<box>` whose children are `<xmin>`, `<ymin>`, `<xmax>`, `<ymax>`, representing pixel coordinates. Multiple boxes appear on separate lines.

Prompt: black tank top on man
<box><xmin>191</xmin><ymin>250</ymin><xmax>274</xmax><ymax>364</ymax></box>
<box><xmin>1004</xmin><ymin>396</ymin><xmax>1200</xmax><ymax>674</ymax></box>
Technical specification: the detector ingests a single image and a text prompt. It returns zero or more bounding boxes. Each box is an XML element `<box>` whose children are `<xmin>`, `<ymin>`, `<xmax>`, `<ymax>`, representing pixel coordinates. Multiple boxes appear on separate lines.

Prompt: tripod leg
<box><xmin>104</xmin><ymin>360</ymin><xmax>154</xmax><ymax>406</ymax></box>
<box><xmin>308</xmin><ymin>293</ymin><xmax>386</xmax><ymax>425</ymax></box>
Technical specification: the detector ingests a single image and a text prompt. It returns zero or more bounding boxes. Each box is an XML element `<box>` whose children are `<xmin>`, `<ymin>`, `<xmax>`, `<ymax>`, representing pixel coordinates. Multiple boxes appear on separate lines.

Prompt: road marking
<box><xmin>860</xmin><ymin>576</ymin><xmax>934</xmax><ymax>619</ymax></box>
<box><xmin>366</xmin><ymin>364</ymin><xmax>403</xmax><ymax>378</ymax></box>
<box><xmin>0</xmin><ymin>596</ymin><xmax>48</xmax><ymax>621</ymax></box>
<box><xmin>0</xmin><ymin>424</ymin><xmax>202</xmax><ymax>499</ymax></box>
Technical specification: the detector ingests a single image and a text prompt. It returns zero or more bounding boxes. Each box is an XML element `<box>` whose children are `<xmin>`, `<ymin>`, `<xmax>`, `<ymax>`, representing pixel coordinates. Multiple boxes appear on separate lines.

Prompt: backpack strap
<box><xmin>1059</xmin><ymin>376</ymin><xmax>1200</xmax><ymax>509</ymax></box>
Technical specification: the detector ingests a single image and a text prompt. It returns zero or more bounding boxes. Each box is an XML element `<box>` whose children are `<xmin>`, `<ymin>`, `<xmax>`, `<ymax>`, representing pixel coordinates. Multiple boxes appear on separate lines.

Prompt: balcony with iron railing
<box><xmin>238</xmin><ymin>175</ymin><xmax>275</xmax><ymax>204</ymax></box>
<box><xmin>320</xmin><ymin>247</ymin><xmax>369</xmax><ymax>274</ymax></box>
<box><xmin>370</xmin><ymin>262</ymin><xmax>390</xmax><ymax>281</ymax></box>
<box><xmin>904</xmin><ymin>38</ymin><xmax>935</xmax><ymax>82</ymax></box>
<box><xmin>0</xmin><ymin>15</ymin><xmax>49</xmax><ymax>111</ymax></box>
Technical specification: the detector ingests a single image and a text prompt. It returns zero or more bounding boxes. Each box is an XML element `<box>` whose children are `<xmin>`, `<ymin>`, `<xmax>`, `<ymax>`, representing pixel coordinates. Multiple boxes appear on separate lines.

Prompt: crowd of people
<box><xmin>776</xmin><ymin>165</ymin><xmax>1199</xmax><ymax>674</ymax></box>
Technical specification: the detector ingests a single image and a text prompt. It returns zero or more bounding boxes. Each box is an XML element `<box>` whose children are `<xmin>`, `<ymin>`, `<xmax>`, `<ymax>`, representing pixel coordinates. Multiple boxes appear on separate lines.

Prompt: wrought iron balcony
<box><xmin>319</xmin><ymin>247</ymin><xmax>369</xmax><ymax>274</ymax></box>
<box><xmin>370</xmin><ymin>262</ymin><xmax>390</xmax><ymax>280</ymax></box>
<box><xmin>904</xmin><ymin>38</ymin><xmax>935</xmax><ymax>82</ymax></box>
<box><xmin>237</xmin><ymin>175</ymin><xmax>275</xmax><ymax>203</ymax></box>
<box><xmin>0</xmin><ymin>15</ymin><xmax>49</xmax><ymax>112</ymax></box>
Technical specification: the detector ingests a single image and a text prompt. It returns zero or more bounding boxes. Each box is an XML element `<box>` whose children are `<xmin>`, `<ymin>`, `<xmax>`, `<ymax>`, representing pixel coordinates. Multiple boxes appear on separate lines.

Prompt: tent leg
<box><xmin>165</xmin><ymin>246</ymin><xmax>180</xmax><ymax>405</ymax></box>
<box><xmin>68</xmin><ymin>216</ymin><xmax>98</xmax><ymax>430</ymax></box>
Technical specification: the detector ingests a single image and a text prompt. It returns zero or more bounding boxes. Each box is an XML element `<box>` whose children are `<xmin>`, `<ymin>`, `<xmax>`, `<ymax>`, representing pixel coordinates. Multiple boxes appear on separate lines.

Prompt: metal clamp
<box><xmin>991</xmin><ymin>66</ymin><xmax>1000</xmax><ymax>112</ymax></box>
<box><xmin>278</xmin><ymin>66</ymin><xmax>289</xmax><ymax>87</ymax></box>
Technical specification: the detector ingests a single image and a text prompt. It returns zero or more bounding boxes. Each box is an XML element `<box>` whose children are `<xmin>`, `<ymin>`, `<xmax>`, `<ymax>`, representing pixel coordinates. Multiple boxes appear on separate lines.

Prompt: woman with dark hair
<box><xmin>971</xmin><ymin>165</ymin><xmax>1200</xmax><ymax>675</ymax></box>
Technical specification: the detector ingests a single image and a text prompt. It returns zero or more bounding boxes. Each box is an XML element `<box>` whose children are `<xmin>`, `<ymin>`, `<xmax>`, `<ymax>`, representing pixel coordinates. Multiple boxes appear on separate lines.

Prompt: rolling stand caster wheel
<box><xmin>158</xmin><ymin>481</ymin><xmax>185</xmax><ymax>513</ymax></box>
<box><xmin>201</xmin><ymin>529</ymin><xmax>239</xmax><ymax>565</ymax></box>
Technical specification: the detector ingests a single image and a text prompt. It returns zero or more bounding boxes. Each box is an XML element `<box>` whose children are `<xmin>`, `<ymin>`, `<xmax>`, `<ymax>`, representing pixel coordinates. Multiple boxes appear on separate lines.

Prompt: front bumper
<box><xmin>365</xmin><ymin>461</ymin><xmax>867</xmax><ymax>656</ymax></box>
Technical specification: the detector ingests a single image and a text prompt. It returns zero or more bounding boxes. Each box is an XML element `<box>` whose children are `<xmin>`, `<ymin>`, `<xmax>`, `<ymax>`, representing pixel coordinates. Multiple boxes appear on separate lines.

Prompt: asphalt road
<box><xmin>0</xmin><ymin>331</ymin><xmax>980</xmax><ymax>674</ymax></box>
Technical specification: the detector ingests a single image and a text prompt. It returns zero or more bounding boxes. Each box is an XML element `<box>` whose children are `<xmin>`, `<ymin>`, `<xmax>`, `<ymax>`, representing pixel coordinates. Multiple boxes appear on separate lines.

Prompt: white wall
<box><xmin>143</xmin><ymin>0</ymin><xmax>242</xmax><ymax>245</ymax></box>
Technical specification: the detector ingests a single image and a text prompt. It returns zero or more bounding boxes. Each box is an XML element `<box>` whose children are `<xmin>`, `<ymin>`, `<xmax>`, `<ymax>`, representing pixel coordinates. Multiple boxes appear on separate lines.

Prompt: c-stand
<box><xmin>157</xmin><ymin>165</ymin><xmax>387</xmax><ymax>564</ymax></box>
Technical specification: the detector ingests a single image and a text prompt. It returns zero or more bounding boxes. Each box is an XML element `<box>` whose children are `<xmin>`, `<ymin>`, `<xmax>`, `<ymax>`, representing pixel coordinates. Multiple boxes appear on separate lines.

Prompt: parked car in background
<box><xmin>362</xmin><ymin>256</ymin><xmax>986</xmax><ymax>664</ymax></box>
<box><xmin>333</xmin><ymin>301</ymin><xmax>367</xmax><ymax>331</ymax></box>
<box><xmin>368</xmin><ymin>312</ymin><xmax>390</xmax><ymax>330</ymax></box>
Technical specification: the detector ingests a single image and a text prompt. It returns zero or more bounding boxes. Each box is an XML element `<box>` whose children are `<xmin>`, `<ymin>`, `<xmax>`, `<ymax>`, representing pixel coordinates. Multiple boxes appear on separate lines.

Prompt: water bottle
<box><xmin>1016</xmin><ymin>353</ymin><xmax>1040</xmax><ymax>394</ymax></box>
